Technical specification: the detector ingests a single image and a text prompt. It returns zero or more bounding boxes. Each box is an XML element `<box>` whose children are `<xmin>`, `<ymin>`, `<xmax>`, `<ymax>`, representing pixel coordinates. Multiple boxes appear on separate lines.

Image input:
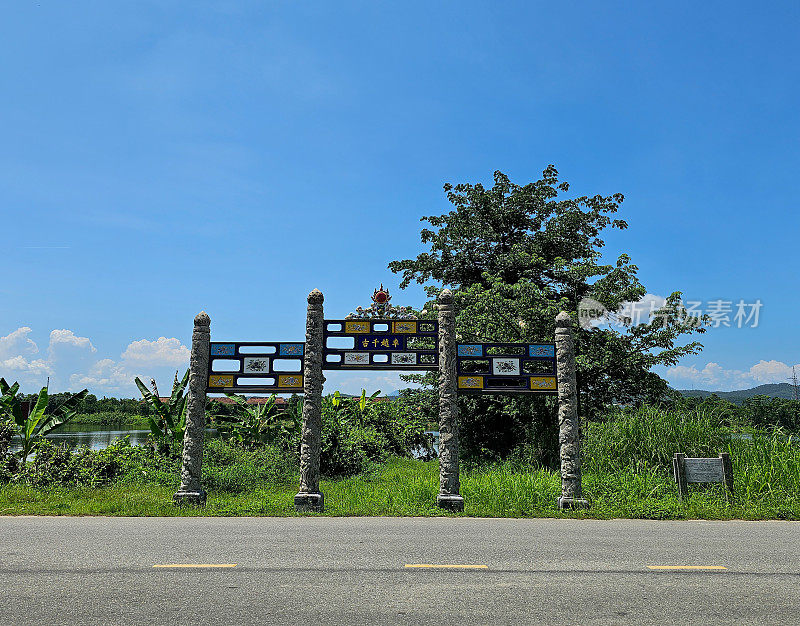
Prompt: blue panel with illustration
<box><xmin>457</xmin><ymin>344</ymin><xmax>483</xmax><ymax>357</ymax></box>
<box><xmin>528</xmin><ymin>344</ymin><xmax>555</xmax><ymax>358</ymax></box>
<box><xmin>279</xmin><ymin>343</ymin><xmax>305</xmax><ymax>356</ymax></box>
<box><xmin>211</xmin><ymin>343</ymin><xmax>236</xmax><ymax>356</ymax></box>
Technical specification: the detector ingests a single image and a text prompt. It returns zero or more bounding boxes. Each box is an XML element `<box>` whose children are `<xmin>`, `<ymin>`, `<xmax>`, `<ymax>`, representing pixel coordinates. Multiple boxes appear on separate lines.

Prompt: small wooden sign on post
<box><xmin>673</xmin><ymin>452</ymin><xmax>734</xmax><ymax>498</ymax></box>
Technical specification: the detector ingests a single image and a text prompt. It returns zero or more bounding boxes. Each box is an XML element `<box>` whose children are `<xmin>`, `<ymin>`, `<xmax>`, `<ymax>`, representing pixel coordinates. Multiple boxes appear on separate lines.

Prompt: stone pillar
<box><xmin>174</xmin><ymin>311</ymin><xmax>210</xmax><ymax>505</ymax></box>
<box><xmin>436</xmin><ymin>289</ymin><xmax>464</xmax><ymax>511</ymax></box>
<box><xmin>295</xmin><ymin>289</ymin><xmax>325</xmax><ymax>512</ymax></box>
<box><xmin>555</xmin><ymin>311</ymin><xmax>589</xmax><ymax>510</ymax></box>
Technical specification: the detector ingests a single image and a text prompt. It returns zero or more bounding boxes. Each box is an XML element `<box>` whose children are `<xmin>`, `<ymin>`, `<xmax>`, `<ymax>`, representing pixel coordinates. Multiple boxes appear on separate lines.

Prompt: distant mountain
<box><xmin>677</xmin><ymin>383</ymin><xmax>798</xmax><ymax>404</ymax></box>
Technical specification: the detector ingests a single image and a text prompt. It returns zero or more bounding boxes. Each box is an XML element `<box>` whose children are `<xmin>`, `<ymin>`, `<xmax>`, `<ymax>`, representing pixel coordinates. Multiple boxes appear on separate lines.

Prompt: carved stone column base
<box><xmin>437</xmin><ymin>493</ymin><xmax>465</xmax><ymax>512</ymax></box>
<box><xmin>173</xmin><ymin>489</ymin><xmax>207</xmax><ymax>506</ymax></box>
<box><xmin>294</xmin><ymin>492</ymin><xmax>324</xmax><ymax>513</ymax></box>
<box><xmin>557</xmin><ymin>496</ymin><xmax>590</xmax><ymax>510</ymax></box>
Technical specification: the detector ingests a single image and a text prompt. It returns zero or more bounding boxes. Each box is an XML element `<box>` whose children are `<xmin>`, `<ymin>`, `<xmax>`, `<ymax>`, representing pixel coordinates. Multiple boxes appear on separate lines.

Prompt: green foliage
<box><xmin>7</xmin><ymin>436</ymin><xmax>298</xmax><ymax>491</ymax></box>
<box><xmin>457</xmin><ymin>394</ymin><xmax>560</xmax><ymax>468</ymax></box>
<box><xmin>0</xmin><ymin>420</ymin><xmax>16</xmax><ymax>481</ymax></box>
<box><xmin>0</xmin><ymin>378</ymin><xmax>88</xmax><ymax>462</ymax></box>
<box><xmin>389</xmin><ymin>167</ymin><xmax>708</xmax><ymax>460</ymax></box>
<box><xmin>15</xmin><ymin>437</ymin><xmax>179</xmax><ymax>488</ymax></box>
<box><xmin>666</xmin><ymin>393</ymin><xmax>800</xmax><ymax>434</ymax></box>
<box><xmin>212</xmin><ymin>394</ymin><xmax>300</xmax><ymax>449</ymax></box>
<box><xmin>68</xmin><ymin>411</ymin><xmax>151</xmax><ymax>429</ymax></box>
<box><xmin>737</xmin><ymin>396</ymin><xmax>800</xmax><ymax>433</ymax></box>
<box><xmin>135</xmin><ymin>370</ymin><xmax>189</xmax><ymax>455</ymax></box>
<box><xmin>2</xmin><ymin>434</ymin><xmax>798</xmax><ymax>519</ymax></box>
<box><xmin>16</xmin><ymin>392</ymin><xmax>150</xmax><ymax>416</ymax></box>
<box><xmin>320</xmin><ymin>391</ymin><xmax>432</xmax><ymax>477</ymax></box>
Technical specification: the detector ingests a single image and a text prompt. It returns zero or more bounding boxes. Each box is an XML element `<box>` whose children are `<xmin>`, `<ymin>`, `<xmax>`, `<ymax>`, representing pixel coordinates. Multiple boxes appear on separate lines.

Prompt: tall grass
<box><xmin>1</xmin><ymin>405</ymin><xmax>798</xmax><ymax>519</ymax></box>
<box><xmin>728</xmin><ymin>432</ymin><xmax>800</xmax><ymax>516</ymax></box>
<box><xmin>584</xmin><ymin>404</ymin><xmax>728</xmax><ymax>473</ymax></box>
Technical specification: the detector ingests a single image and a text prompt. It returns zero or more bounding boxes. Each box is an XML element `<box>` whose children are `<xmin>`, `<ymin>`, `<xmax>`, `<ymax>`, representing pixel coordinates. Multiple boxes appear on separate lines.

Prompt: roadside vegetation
<box><xmin>0</xmin><ymin>394</ymin><xmax>797</xmax><ymax>519</ymax></box>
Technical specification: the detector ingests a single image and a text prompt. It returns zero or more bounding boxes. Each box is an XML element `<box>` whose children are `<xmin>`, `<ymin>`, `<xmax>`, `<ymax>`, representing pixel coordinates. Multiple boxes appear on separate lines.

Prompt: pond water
<box><xmin>9</xmin><ymin>425</ymin><xmax>440</xmax><ymax>457</ymax></box>
<box><xmin>9</xmin><ymin>423</ymin><xmax>218</xmax><ymax>453</ymax></box>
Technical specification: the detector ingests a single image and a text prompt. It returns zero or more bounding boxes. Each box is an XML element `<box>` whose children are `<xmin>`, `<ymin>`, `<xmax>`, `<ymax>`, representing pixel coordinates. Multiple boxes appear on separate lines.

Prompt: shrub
<box><xmin>319</xmin><ymin>393</ymin><xmax>431</xmax><ymax>477</ymax></box>
<box><xmin>0</xmin><ymin>420</ymin><xmax>18</xmax><ymax>481</ymax></box>
<box><xmin>15</xmin><ymin>437</ymin><xmax>179</xmax><ymax>488</ymax></box>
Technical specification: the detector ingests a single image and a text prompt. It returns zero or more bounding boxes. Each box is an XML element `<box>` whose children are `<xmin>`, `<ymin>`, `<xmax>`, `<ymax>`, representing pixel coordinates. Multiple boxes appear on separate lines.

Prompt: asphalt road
<box><xmin>0</xmin><ymin>516</ymin><xmax>798</xmax><ymax>625</ymax></box>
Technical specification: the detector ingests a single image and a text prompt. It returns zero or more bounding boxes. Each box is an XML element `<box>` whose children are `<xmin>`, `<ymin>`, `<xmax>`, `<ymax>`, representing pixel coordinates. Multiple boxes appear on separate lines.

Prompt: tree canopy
<box><xmin>390</xmin><ymin>167</ymin><xmax>707</xmax><ymax>462</ymax></box>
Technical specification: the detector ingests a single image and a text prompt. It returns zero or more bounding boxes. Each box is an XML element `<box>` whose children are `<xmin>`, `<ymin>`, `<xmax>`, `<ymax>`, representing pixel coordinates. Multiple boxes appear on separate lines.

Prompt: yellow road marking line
<box><xmin>647</xmin><ymin>565</ymin><xmax>727</xmax><ymax>570</ymax></box>
<box><xmin>153</xmin><ymin>564</ymin><xmax>238</xmax><ymax>568</ymax></box>
<box><xmin>405</xmin><ymin>564</ymin><xmax>488</xmax><ymax>569</ymax></box>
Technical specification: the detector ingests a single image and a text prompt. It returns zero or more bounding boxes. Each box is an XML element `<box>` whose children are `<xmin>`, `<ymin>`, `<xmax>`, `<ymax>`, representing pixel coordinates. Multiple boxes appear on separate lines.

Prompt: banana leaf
<box><xmin>36</xmin><ymin>389</ymin><xmax>88</xmax><ymax>438</ymax></box>
<box><xmin>169</xmin><ymin>370</ymin><xmax>190</xmax><ymax>409</ymax></box>
<box><xmin>25</xmin><ymin>387</ymin><xmax>49</xmax><ymax>439</ymax></box>
<box><xmin>135</xmin><ymin>377</ymin><xmax>169</xmax><ymax>422</ymax></box>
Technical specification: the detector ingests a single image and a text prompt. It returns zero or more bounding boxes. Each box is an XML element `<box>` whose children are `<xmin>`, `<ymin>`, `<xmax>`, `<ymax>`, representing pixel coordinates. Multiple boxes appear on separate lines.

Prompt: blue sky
<box><xmin>2</xmin><ymin>1</ymin><xmax>799</xmax><ymax>396</ymax></box>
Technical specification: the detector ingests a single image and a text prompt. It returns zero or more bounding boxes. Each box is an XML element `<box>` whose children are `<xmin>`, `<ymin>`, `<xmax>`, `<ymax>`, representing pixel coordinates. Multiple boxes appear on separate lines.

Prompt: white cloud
<box><xmin>665</xmin><ymin>359</ymin><xmax>800</xmax><ymax>391</ymax></box>
<box><xmin>70</xmin><ymin>358</ymin><xmax>143</xmax><ymax>393</ymax></box>
<box><xmin>747</xmin><ymin>360</ymin><xmax>794</xmax><ymax>384</ymax></box>
<box><xmin>121</xmin><ymin>337</ymin><xmax>190</xmax><ymax>366</ymax></box>
<box><xmin>0</xmin><ymin>328</ymin><xmax>52</xmax><ymax>385</ymax></box>
<box><xmin>48</xmin><ymin>329</ymin><xmax>96</xmax><ymax>353</ymax></box>
<box><xmin>0</xmin><ymin>355</ymin><xmax>51</xmax><ymax>376</ymax></box>
<box><xmin>0</xmin><ymin>326</ymin><xmax>190</xmax><ymax>395</ymax></box>
<box><xmin>0</xmin><ymin>327</ymin><xmax>39</xmax><ymax>359</ymax></box>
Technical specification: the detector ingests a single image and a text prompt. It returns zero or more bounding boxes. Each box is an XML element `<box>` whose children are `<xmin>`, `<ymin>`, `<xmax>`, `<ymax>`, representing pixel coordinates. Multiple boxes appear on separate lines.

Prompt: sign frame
<box><xmin>672</xmin><ymin>452</ymin><xmax>734</xmax><ymax>498</ymax></box>
<box><xmin>322</xmin><ymin>318</ymin><xmax>439</xmax><ymax>371</ymax></box>
<box><xmin>207</xmin><ymin>341</ymin><xmax>305</xmax><ymax>394</ymax></box>
<box><xmin>456</xmin><ymin>342</ymin><xmax>557</xmax><ymax>395</ymax></box>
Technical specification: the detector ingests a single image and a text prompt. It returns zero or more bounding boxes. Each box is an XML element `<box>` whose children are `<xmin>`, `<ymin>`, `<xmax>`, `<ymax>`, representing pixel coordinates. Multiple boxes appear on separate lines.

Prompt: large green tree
<box><xmin>390</xmin><ymin>167</ymin><xmax>707</xmax><ymax>463</ymax></box>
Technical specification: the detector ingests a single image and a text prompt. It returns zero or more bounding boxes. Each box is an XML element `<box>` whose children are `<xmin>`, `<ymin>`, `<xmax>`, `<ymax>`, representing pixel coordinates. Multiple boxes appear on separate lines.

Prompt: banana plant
<box><xmin>135</xmin><ymin>370</ymin><xmax>189</xmax><ymax>453</ymax></box>
<box><xmin>352</xmin><ymin>389</ymin><xmax>382</xmax><ymax>426</ymax></box>
<box><xmin>328</xmin><ymin>389</ymin><xmax>381</xmax><ymax>427</ymax></box>
<box><xmin>213</xmin><ymin>393</ymin><xmax>299</xmax><ymax>447</ymax></box>
<box><xmin>0</xmin><ymin>378</ymin><xmax>88</xmax><ymax>462</ymax></box>
<box><xmin>0</xmin><ymin>378</ymin><xmax>20</xmax><ymax>417</ymax></box>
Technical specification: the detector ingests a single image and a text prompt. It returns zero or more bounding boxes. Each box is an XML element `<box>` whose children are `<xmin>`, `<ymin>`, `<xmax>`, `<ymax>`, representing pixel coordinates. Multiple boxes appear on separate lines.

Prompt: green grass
<box><xmin>1</xmin><ymin>405</ymin><xmax>798</xmax><ymax>519</ymax></box>
<box><xmin>1</xmin><ymin>454</ymin><xmax>798</xmax><ymax>519</ymax></box>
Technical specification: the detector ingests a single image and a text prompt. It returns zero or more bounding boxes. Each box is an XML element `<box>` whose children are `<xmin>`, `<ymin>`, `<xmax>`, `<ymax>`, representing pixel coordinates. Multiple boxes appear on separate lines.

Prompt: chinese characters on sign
<box><xmin>322</xmin><ymin>319</ymin><xmax>439</xmax><ymax>370</ymax></box>
<box><xmin>356</xmin><ymin>335</ymin><xmax>404</xmax><ymax>350</ymax></box>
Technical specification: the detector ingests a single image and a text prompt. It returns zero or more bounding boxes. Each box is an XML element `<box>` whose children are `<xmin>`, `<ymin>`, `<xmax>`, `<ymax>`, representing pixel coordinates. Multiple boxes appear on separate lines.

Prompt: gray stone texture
<box><xmin>555</xmin><ymin>311</ymin><xmax>588</xmax><ymax>510</ymax></box>
<box><xmin>296</xmin><ymin>288</ymin><xmax>325</xmax><ymax>512</ymax></box>
<box><xmin>174</xmin><ymin>311</ymin><xmax>210</xmax><ymax>506</ymax></box>
<box><xmin>436</xmin><ymin>289</ymin><xmax>464</xmax><ymax>511</ymax></box>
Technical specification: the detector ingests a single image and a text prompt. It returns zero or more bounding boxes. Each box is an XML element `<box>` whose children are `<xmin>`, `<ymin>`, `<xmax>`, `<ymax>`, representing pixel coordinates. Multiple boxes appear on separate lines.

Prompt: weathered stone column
<box><xmin>174</xmin><ymin>311</ymin><xmax>210</xmax><ymax>505</ymax></box>
<box><xmin>294</xmin><ymin>288</ymin><xmax>325</xmax><ymax>512</ymax></box>
<box><xmin>555</xmin><ymin>311</ymin><xmax>589</xmax><ymax>510</ymax></box>
<box><xmin>436</xmin><ymin>289</ymin><xmax>464</xmax><ymax>511</ymax></box>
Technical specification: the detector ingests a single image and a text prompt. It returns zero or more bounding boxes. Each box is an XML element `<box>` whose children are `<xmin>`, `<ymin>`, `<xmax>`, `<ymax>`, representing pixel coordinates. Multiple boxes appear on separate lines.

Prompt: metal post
<box><xmin>673</xmin><ymin>452</ymin><xmax>688</xmax><ymax>498</ymax></box>
<box><xmin>436</xmin><ymin>289</ymin><xmax>464</xmax><ymax>511</ymax></box>
<box><xmin>295</xmin><ymin>289</ymin><xmax>325</xmax><ymax>512</ymax></box>
<box><xmin>174</xmin><ymin>311</ymin><xmax>210</xmax><ymax>505</ymax></box>
<box><xmin>555</xmin><ymin>311</ymin><xmax>589</xmax><ymax>510</ymax></box>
